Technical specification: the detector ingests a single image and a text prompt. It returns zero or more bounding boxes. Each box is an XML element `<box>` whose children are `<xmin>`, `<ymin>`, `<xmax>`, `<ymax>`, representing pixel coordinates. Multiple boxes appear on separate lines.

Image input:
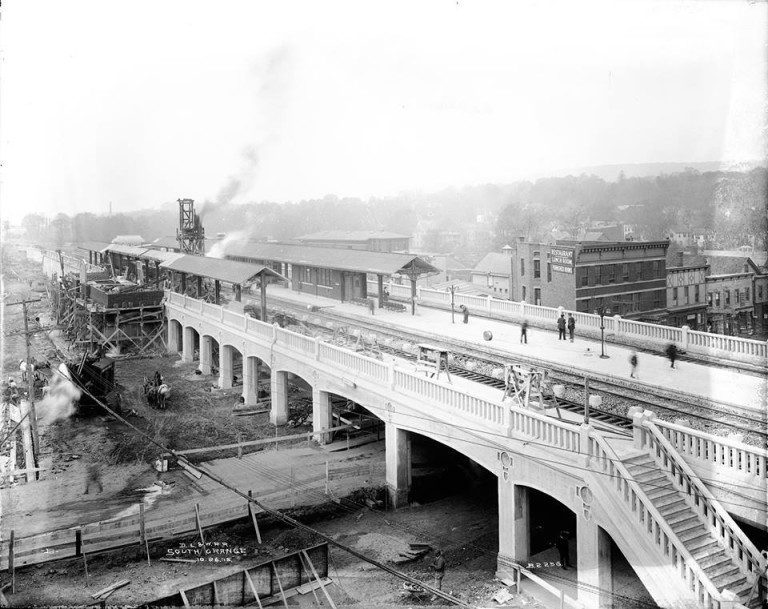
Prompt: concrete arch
<box><xmin>199</xmin><ymin>334</ymin><xmax>218</xmax><ymax>375</ymax></box>
<box><xmin>168</xmin><ymin>318</ymin><xmax>183</xmax><ymax>353</ymax></box>
<box><xmin>182</xmin><ymin>325</ymin><xmax>200</xmax><ymax>364</ymax></box>
<box><xmin>219</xmin><ymin>343</ymin><xmax>244</xmax><ymax>390</ymax></box>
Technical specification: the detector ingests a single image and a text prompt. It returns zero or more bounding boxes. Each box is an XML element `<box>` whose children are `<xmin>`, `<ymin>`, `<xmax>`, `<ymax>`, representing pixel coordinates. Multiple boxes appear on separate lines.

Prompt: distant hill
<box><xmin>540</xmin><ymin>160</ymin><xmax>765</xmax><ymax>182</ymax></box>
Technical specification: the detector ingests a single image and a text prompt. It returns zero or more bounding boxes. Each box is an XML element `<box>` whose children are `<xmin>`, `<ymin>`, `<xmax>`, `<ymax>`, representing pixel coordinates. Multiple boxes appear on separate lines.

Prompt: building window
<box><xmin>759</xmin><ymin>285</ymin><xmax>764</xmax><ymax>300</ymax></box>
<box><xmin>745</xmin><ymin>287</ymin><xmax>750</xmax><ymax>301</ymax></box>
<box><xmin>735</xmin><ymin>289</ymin><xmax>740</xmax><ymax>305</ymax></box>
<box><xmin>653</xmin><ymin>290</ymin><xmax>663</xmax><ymax>309</ymax></box>
<box><xmin>534</xmin><ymin>259</ymin><xmax>541</xmax><ymax>278</ymax></box>
<box><xmin>317</xmin><ymin>268</ymin><xmax>332</xmax><ymax>286</ymax></box>
<box><xmin>534</xmin><ymin>287</ymin><xmax>541</xmax><ymax>305</ymax></box>
<box><xmin>694</xmin><ymin>285</ymin><xmax>700</xmax><ymax>303</ymax></box>
<box><xmin>520</xmin><ymin>259</ymin><xmax>525</xmax><ymax>276</ymax></box>
<box><xmin>714</xmin><ymin>292</ymin><xmax>720</xmax><ymax>307</ymax></box>
<box><xmin>304</xmin><ymin>267</ymin><xmax>312</xmax><ymax>283</ymax></box>
<box><xmin>622</xmin><ymin>264</ymin><xmax>629</xmax><ymax>280</ymax></box>
<box><xmin>522</xmin><ymin>286</ymin><xmax>526</xmax><ymax>301</ymax></box>
<box><xmin>652</xmin><ymin>260</ymin><xmax>660</xmax><ymax>277</ymax></box>
<box><xmin>672</xmin><ymin>287</ymin><xmax>678</xmax><ymax>301</ymax></box>
<box><xmin>547</xmin><ymin>263</ymin><xmax>552</xmax><ymax>282</ymax></box>
<box><xmin>725</xmin><ymin>290</ymin><xmax>730</xmax><ymax>306</ymax></box>
<box><xmin>683</xmin><ymin>286</ymin><xmax>689</xmax><ymax>302</ymax></box>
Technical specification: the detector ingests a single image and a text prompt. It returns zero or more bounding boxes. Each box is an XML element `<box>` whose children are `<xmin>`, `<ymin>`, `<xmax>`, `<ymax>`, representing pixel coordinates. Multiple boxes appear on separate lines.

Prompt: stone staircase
<box><xmin>624</xmin><ymin>454</ymin><xmax>760</xmax><ymax>608</ymax></box>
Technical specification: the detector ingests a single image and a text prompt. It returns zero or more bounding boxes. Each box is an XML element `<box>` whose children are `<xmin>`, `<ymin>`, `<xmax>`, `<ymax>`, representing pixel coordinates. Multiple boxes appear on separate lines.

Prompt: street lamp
<box><xmin>450</xmin><ymin>285</ymin><xmax>456</xmax><ymax>324</ymax></box>
<box><xmin>596</xmin><ymin>305</ymin><xmax>611</xmax><ymax>359</ymax></box>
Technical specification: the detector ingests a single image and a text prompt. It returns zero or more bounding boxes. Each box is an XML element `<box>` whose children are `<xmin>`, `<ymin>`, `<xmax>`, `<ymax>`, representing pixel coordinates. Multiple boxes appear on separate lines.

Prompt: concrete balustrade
<box><xmin>368</xmin><ymin>280</ymin><xmax>767</xmax><ymax>367</ymax></box>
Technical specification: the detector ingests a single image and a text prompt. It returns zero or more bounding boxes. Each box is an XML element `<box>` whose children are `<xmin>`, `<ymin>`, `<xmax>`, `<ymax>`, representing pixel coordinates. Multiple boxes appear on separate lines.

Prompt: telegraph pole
<box><xmin>7</xmin><ymin>298</ymin><xmax>42</xmax><ymax>468</ymax></box>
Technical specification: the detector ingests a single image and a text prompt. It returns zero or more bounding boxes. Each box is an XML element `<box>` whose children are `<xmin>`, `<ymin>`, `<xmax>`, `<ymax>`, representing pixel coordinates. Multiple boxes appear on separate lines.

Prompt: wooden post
<box><xmin>8</xmin><ymin>530</ymin><xmax>14</xmax><ymax>594</ymax></box>
<box><xmin>75</xmin><ymin>528</ymin><xmax>82</xmax><ymax>556</ymax></box>
<box><xmin>301</xmin><ymin>550</ymin><xmax>337</xmax><ymax>609</ymax></box>
<box><xmin>290</xmin><ymin>467</ymin><xmax>295</xmax><ymax>508</ymax></box>
<box><xmin>82</xmin><ymin>548</ymin><xmax>90</xmax><ymax>583</ymax></box>
<box><xmin>583</xmin><ymin>377</ymin><xmax>590</xmax><ymax>425</ymax></box>
<box><xmin>194</xmin><ymin>503</ymin><xmax>205</xmax><ymax>546</ymax></box>
<box><xmin>244</xmin><ymin>569</ymin><xmax>264</xmax><ymax>609</ymax></box>
<box><xmin>179</xmin><ymin>589</ymin><xmax>191</xmax><ymax>609</ymax></box>
<box><xmin>325</xmin><ymin>461</ymin><xmax>330</xmax><ymax>495</ymax></box>
<box><xmin>259</xmin><ymin>278</ymin><xmax>267</xmax><ymax>323</ymax></box>
<box><xmin>270</xmin><ymin>562</ymin><xmax>289</xmax><ymax>608</ymax></box>
<box><xmin>139</xmin><ymin>503</ymin><xmax>150</xmax><ymax>565</ymax></box>
<box><xmin>298</xmin><ymin>551</ymin><xmax>322</xmax><ymax>606</ymax></box>
<box><xmin>248</xmin><ymin>490</ymin><xmax>262</xmax><ymax>544</ymax></box>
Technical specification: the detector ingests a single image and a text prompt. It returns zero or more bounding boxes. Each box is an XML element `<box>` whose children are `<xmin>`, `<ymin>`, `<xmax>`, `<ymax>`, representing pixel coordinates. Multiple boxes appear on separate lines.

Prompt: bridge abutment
<box><xmin>270</xmin><ymin>370</ymin><xmax>289</xmax><ymax>425</ymax></box>
<box><xmin>312</xmin><ymin>388</ymin><xmax>333</xmax><ymax>444</ymax></box>
<box><xmin>199</xmin><ymin>336</ymin><xmax>213</xmax><ymax>375</ymax></box>
<box><xmin>496</xmin><ymin>479</ymin><xmax>530</xmax><ymax>580</ymax></box>
<box><xmin>577</xmin><ymin>515</ymin><xmax>612</xmax><ymax>609</ymax></box>
<box><xmin>385</xmin><ymin>424</ymin><xmax>411</xmax><ymax>508</ymax></box>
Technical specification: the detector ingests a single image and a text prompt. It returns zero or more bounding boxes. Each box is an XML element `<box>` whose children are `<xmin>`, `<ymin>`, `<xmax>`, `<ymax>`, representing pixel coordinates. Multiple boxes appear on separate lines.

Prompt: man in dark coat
<box><xmin>557</xmin><ymin>313</ymin><xmax>566</xmax><ymax>340</ymax></box>
<box><xmin>567</xmin><ymin>313</ymin><xmax>576</xmax><ymax>342</ymax></box>
<box><xmin>520</xmin><ymin>319</ymin><xmax>528</xmax><ymax>344</ymax></box>
<box><xmin>431</xmin><ymin>549</ymin><xmax>446</xmax><ymax>590</ymax></box>
<box><xmin>460</xmin><ymin>305</ymin><xmax>469</xmax><ymax>324</ymax></box>
<box><xmin>665</xmin><ymin>343</ymin><xmax>678</xmax><ymax>369</ymax></box>
<box><xmin>555</xmin><ymin>530</ymin><xmax>571</xmax><ymax>569</ymax></box>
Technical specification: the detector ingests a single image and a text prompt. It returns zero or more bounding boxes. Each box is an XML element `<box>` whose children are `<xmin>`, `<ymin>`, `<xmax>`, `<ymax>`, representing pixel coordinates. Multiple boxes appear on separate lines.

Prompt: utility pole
<box><xmin>6</xmin><ymin>298</ymin><xmax>42</xmax><ymax>481</ymax></box>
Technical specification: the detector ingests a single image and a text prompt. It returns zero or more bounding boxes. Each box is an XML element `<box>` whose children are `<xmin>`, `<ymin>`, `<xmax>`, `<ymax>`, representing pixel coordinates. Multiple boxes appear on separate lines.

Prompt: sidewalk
<box><xmin>263</xmin><ymin>286</ymin><xmax>764</xmax><ymax>412</ymax></box>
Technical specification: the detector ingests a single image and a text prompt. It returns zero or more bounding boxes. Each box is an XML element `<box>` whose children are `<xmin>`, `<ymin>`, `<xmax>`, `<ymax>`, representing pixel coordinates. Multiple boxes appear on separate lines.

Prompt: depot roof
<box><xmin>159</xmin><ymin>254</ymin><xmax>285</xmax><ymax>285</ymax></box>
<box><xmin>76</xmin><ymin>241</ymin><xmax>112</xmax><ymax>253</ymax></box>
<box><xmin>223</xmin><ymin>241</ymin><xmax>439</xmax><ymax>277</ymax></box>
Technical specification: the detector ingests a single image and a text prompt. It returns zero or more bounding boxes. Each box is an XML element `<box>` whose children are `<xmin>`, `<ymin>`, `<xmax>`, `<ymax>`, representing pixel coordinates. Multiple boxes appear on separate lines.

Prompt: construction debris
<box><xmin>90</xmin><ymin>579</ymin><xmax>130</xmax><ymax>600</ymax></box>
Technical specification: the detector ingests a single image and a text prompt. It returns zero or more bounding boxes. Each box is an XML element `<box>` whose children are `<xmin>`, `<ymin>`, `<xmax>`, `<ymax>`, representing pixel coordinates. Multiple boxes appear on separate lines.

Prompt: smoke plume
<box><xmin>207</xmin><ymin>229</ymin><xmax>250</xmax><ymax>259</ymax></box>
<box><xmin>36</xmin><ymin>363</ymin><xmax>82</xmax><ymax>424</ymax></box>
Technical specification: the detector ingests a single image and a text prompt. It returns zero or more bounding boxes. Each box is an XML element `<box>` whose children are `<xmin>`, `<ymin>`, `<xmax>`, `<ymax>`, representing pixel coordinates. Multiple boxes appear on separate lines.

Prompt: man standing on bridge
<box><xmin>460</xmin><ymin>305</ymin><xmax>469</xmax><ymax>324</ymax></box>
<box><xmin>665</xmin><ymin>342</ymin><xmax>678</xmax><ymax>369</ymax></box>
<box><xmin>557</xmin><ymin>313</ymin><xmax>566</xmax><ymax>340</ymax></box>
<box><xmin>567</xmin><ymin>313</ymin><xmax>576</xmax><ymax>342</ymax></box>
<box><xmin>520</xmin><ymin>319</ymin><xmax>528</xmax><ymax>344</ymax></box>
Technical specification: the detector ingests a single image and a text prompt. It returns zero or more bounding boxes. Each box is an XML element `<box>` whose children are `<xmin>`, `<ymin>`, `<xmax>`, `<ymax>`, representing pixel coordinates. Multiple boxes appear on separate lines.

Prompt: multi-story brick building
<box><xmin>705</xmin><ymin>273</ymin><xmax>754</xmax><ymax>335</ymax></box>
<box><xmin>754</xmin><ymin>274</ymin><xmax>768</xmax><ymax>333</ymax></box>
<box><xmin>510</xmin><ymin>239</ymin><xmax>669</xmax><ymax>318</ymax></box>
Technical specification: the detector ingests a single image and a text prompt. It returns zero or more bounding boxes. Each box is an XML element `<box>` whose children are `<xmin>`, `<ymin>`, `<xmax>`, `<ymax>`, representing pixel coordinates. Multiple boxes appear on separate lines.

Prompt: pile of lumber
<box><xmin>393</xmin><ymin>543</ymin><xmax>432</xmax><ymax>564</ymax></box>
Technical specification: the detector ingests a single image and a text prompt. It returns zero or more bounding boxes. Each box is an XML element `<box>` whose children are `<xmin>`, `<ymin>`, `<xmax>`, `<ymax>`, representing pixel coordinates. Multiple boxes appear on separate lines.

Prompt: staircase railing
<box><xmin>589</xmin><ymin>429</ymin><xmax>724</xmax><ymax>608</ymax></box>
<box><xmin>640</xmin><ymin>420</ymin><xmax>767</xmax><ymax>583</ymax></box>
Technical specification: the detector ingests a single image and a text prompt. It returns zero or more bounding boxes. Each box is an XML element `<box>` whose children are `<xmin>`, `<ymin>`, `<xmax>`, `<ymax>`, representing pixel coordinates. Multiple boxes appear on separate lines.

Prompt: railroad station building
<box><xmin>293</xmin><ymin>231</ymin><xmax>411</xmax><ymax>253</ymax></box>
<box><xmin>510</xmin><ymin>239</ymin><xmax>670</xmax><ymax>319</ymax></box>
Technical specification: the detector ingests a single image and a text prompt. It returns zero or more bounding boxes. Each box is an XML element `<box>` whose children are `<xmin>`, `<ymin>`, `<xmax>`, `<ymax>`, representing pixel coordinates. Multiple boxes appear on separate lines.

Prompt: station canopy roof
<box><xmin>138</xmin><ymin>249</ymin><xmax>183</xmax><ymax>264</ymax></box>
<box><xmin>105</xmin><ymin>244</ymin><xmax>151</xmax><ymax>257</ymax></box>
<box><xmin>224</xmin><ymin>242</ymin><xmax>439</xmax><ymax>277</ymax></box>
<box><xmin>159</xmin><ymin>254</ymin><xmax>286</xmax><ymax>286</ymax></box>
<box><xmin>76</xmin><ymin>241</ymin><xmax>111</xmax><ymax>253</ymax></box>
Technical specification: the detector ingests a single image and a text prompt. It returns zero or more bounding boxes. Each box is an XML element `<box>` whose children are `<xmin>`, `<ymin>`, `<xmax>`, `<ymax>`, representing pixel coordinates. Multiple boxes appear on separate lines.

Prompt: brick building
<box><xmin>511</xmin><ymin>239</ymin><xmax>669</xmax><ymax>318</ymax></box>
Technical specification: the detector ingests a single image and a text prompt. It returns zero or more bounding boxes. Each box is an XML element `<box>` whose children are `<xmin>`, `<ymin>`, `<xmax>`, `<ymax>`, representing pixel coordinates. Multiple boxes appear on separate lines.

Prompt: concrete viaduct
<box><xmin>166</xmin><ymin>292</ymin><xmax>766</xmax><ymax>609</ymax></box>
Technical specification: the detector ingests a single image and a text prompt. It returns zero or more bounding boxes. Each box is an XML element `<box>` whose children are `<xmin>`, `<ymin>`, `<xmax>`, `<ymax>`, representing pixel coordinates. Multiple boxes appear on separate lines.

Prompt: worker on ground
<box><xmin>629</xmin><ymin>351</ymin><xmax>639</xmax><ymax>378</ymax></box>
<box><xmin>567</xmin><ymin>313</ymin><xmax>576</xmax><ymax>342</ymax></box>
<box><xmin>154</xmin><ymin>456</ymin><xmax>165</xmax><ymax>483</ymax></box>
<box><xmin>431</xmin><ymin>549</ymin><xmax>446</xmax><ymax>592</ymax></box>
<box><xmin>665</xmin><ymin>342</ymin><xmax>678</xmax><ymax>369</ymax></box>
<box><xmin>154</xmin><ymin>370</ymin><xmax>163</xmax><ymax>386</ymax></box>
<box><xmin>19</xmin><ymin>360</ymin><xmax>27</xmax><ymax>382</ymax></box>
<box><xmin>557</xmin><ymin>313</ymin><xmax>566</xmax><ymax>340</ymax></box>
<box><xmin>555</xmin><ymin>530</ymin><xmax>571</xmax><ymax>569</ymax></box>
<box><xmin>84</xmin><ymin>463</ymin><xmax>103</xmax><ymax>495</ymax></box>
<box><xmin>520</xmin><ymin>319</ymin><xmax>528</xmax><ymax>344</ymax></box>
<box><xmin>460</xmin><ymin>305</ymin><xmax>469</xmax><ymax>324</ymax></box>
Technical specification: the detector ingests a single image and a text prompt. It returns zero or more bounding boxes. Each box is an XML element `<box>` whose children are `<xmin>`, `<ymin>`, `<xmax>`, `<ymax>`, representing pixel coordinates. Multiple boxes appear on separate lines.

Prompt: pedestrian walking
<box><xmin>19</xmin><ymin>360</ymin><xmax>27</xmax><ymax>382</ymax></box>
<box><xmin>555</xmin><ymin>530</ymin><xmax>571</xmax><ymax>569</ymax></box>
<box><xmin>431</xmin><ymin>549</ymin><xmax>446</xmax><ymax>591</ymax></box>
<box><xmin>84</xmin><ymin>463</ymin><xmax>103</xmax><ymax>495</ymax></box>
<box><xmin>154</xmin><ymin>456</ymin><xmax>165</xmax><ymax>482</ymax></box>
<box><xmin>520</xmin><ymin>319</ymin><xmax>528</xmax><ymax>344</ymax></box>
<box><xmin>567</xmin><ymin>313</ymin><xmax>576</xmax><ymax>342</ymax></box>
<box><xmin>629</xmin><ymin>351</ymin><xmax>638</xmax><ymax>378</ymax></box>
<box><xmin>665</xmin><ymin>342</ymin><xmax>678</xmax><ymax>369</ymax></box>
<box><xmin>557</xmin><ymin>313</ymin><xmax>566</xmax><ymax>340</ymax></box>
<box><xmin>460</xmin><ymin>305</ymin><xmax>469</xmax><ymax>324</ymax></box>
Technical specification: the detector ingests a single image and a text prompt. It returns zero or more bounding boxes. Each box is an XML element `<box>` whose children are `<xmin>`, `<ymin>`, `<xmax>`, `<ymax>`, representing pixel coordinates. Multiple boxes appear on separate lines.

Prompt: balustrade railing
<box><xmin>589</xmin><ymin>430</ymin><xmax>724</xmax><ymax>609</ymax></box>
<box><xmin>367</xmin><ymin>279</ymin><xmax>766</xmax><ymax>365</ymax></box>
<box><xmin>654</xmin><ymin>420</ymin><xmax>768</xmax><ymax>479</ymax></box>
<box><xmin>640</xmin><ymin>421</ymin><xmax>766</xmax><ymax>580</ymax></box>
<box><xmin>318</xmin><ymin>343</ymin><xmax>389</xmax><ymax>383</ymax></box>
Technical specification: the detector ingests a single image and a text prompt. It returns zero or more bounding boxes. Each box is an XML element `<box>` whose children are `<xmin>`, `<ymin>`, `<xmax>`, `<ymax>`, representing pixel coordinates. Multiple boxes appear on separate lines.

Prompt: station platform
<box><xmin>258</xmin><ymin>286</ymin><xmax>764</xmax><ymax>413</ymax></box>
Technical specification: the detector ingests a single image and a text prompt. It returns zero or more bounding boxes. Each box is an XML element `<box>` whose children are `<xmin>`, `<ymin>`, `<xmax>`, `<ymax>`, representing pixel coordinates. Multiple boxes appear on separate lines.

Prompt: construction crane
<box><xmin>176</xmin><ymin>198</ymin><xmax>205</xmax><ymax>255</ymax></box>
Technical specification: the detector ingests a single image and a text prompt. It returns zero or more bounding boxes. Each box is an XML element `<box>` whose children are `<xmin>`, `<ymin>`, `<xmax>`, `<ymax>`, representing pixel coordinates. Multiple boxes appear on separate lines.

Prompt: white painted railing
<box><xmin>508</xmin><ymin>408</ymin><xmax>581</xmax><ymax>453</ymax></box>
<box><xmin>275</xmin><ymin>327</ymin><xmax>316</xmax><ymax>355</ymax></box>
<box><xmin>655</xmin><ymin>420</ymin><xmax>768</xmax><ymax>480</ymax></box>
<box><xmin>318</xmin><ymin>343</ymin><xmax>390</xmax><ymax>384</ymax></box>
<box><xmin>640</xmin><ymin>420</ymin><xmax>766</xmax><ymax>582</ymax></box>
<box><xmin>588</xmin><ymin>430</ymin><xmax>725</xmax><ymax>609</ymax></box>
<box><xmin>368</xmin><ymin>280</ymin><xmax>767</xmax><ymax>366</ymax></box>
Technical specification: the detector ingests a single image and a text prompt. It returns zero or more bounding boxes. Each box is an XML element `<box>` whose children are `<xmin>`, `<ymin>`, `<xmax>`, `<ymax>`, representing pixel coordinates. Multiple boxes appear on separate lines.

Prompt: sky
<box><xmin>0</xmin><ymin>0</ymin><xmax>766</xmax><ymax>224</ymax></box>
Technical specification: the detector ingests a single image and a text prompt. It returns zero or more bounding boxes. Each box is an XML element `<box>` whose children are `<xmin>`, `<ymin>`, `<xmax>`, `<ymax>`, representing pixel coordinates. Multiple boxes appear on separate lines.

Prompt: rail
<box><xmin>509</xmin><ymin>562</ymin><xmax>584</xmax><ymax>609</ymax></box>
<box><xmin>369</xmin><ymin>280</ymin><xmax>767</xmax><ymax>366</ymax></box>
<box><xmin>640</xmin><ymin>420</ymin><xmax>766</xmax><ymax>580</ymax></box>
<box><xmin>588</xmin><ymin>429</ymin><xmax>725</xmax><ymax>609</ymax></box>
<box><xmin>654</xmin><ymin>419</ymin><xmax>768</xmax><ymax>479</ymax></box>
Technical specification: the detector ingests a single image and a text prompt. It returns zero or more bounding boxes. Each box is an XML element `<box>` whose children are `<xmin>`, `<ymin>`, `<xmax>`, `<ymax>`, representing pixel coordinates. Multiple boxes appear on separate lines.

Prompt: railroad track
<box><xmin>264</xmin><ymin>297</ymin><xmax>768</xmax><ymax>444</ymax></box>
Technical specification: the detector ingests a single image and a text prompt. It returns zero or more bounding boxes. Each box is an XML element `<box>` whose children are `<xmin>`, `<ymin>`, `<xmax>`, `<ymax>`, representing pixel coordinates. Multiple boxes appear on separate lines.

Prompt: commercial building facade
<box><xmin>511</xmin><ymin>239</ymin><xmax>669</xmax><ymax>318</ymax></box>
<box><xmin>705</xmin><ymin>273</ymin><xmax>754</xmax><ymax>335</ymax></box>
<box><xmin>666</xmin><ymin>264</ymin><xmax>708</xmax><ymax>329</ymax></box>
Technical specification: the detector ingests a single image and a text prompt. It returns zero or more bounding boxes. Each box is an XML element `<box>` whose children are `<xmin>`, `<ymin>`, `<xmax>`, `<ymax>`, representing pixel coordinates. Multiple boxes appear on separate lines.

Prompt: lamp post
<box><xmin>596</xmin><ymin>305</ymin><xmax>610</xmax><ymax>359</ymax></box>
<box><xmin>450</xmin><ymin>285</ymin><xmax>456</xmax><ymax>324</ymax></box>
